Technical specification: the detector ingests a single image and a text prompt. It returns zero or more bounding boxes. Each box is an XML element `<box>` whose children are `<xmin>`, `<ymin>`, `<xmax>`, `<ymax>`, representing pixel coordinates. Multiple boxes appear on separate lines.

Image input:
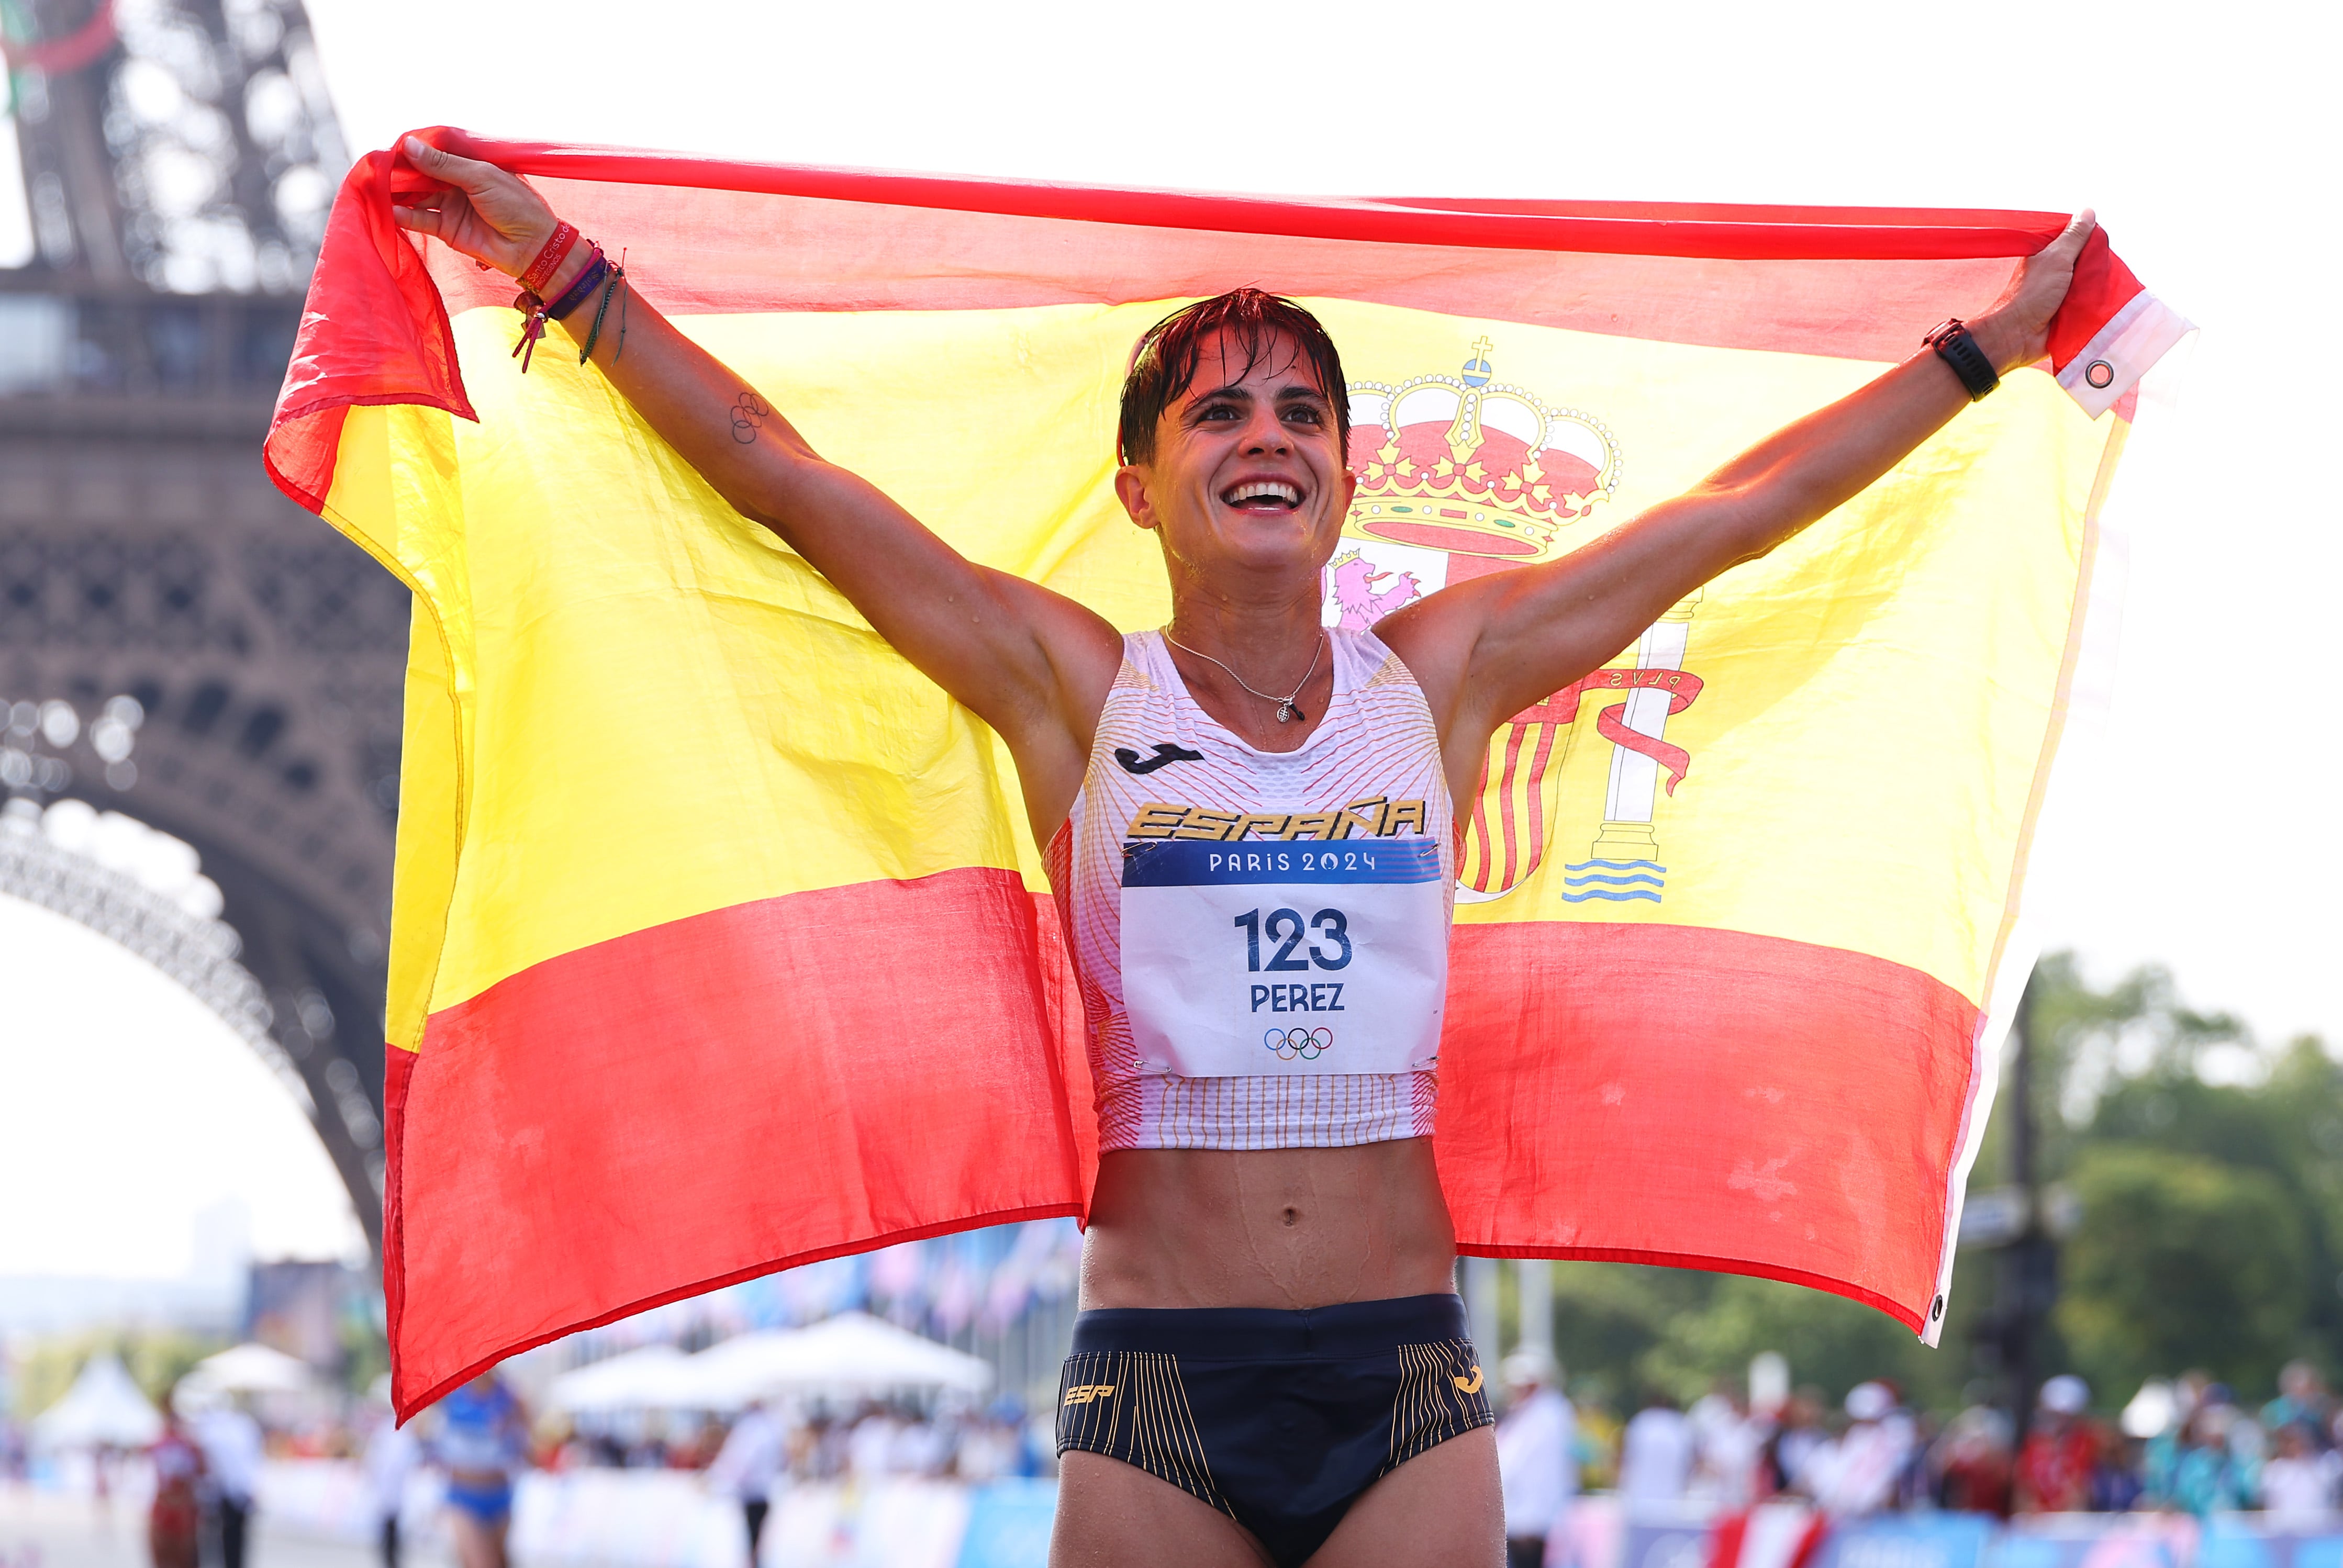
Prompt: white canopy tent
<box><xmin>676</xmin><ymin>1313</ymin><xmax>992</xmax><ymax>1409</ymax></box>
<box><xmin>546</xmin><ymin>1344</ymin><xmax>697</xmax><ymax>1413</ymax></box>
<box><xmin>32</xmin><ymin>1353</ymin><xmax>163</xmax><ymax>1448</ymax></box>
<box><xmin>181</xmin><ymin>1342</ymin><xmax>316</xmax><ymax>1396</ymax></box>
<box><xmin>660</xmin><ymin>1330</ymin><xmax>794</xmax><ymax>1408</ymax></box>
<box><xmin>549</xmin><ymin>1315</ymin><xmax>995</xmax><ymax>1413</ymax></box>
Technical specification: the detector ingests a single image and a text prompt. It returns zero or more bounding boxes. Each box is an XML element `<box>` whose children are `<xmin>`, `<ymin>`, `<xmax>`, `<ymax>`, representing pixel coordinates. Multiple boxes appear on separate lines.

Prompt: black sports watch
<box><xmin>1924</xmin><ymin>318</ymin><xmax>1999</xmax><ymax>401</ymax></box>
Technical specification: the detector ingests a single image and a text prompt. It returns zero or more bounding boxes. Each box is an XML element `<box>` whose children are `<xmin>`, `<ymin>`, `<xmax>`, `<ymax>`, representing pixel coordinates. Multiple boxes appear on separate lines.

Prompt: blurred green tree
<box><xmin>1641</xmin><ymin>1272</ymin><xmax>1970</xmax><ymax>1410</ymax></box>
<box><xmin>1532</xmin><ymin>954</ymin><xmax>2338</xmax><ymax>1417</ymax></box>
<box><xmin>1548</xmin><ymin>1262</ymin><xmax>1711</xmax><ymax>1409</ymax></box>
<box><xmin>7</xmin><ymin>1329</ymin><xmax>225</xmax><ymax>1420</ymax></box>
<box><xmin>2056</xmin><ymin>1145</ymin><xmax>2311</xmax><ymax>1393</ymax></box>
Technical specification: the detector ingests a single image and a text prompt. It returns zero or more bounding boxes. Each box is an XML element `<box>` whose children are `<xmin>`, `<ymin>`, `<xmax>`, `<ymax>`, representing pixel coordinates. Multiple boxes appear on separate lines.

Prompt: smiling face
<box><xmin>1114</xmin><ymin>326</ymin><xmax>1357</xmax><ymax>588</ymax></box>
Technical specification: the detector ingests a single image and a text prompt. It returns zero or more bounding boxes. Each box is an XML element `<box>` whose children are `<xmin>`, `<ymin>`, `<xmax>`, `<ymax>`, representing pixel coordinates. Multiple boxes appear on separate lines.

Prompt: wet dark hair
<box><xmin>1116</xmin><ymin>288</ymin><xmax>1351</xmax><ymax>466</ymax></box>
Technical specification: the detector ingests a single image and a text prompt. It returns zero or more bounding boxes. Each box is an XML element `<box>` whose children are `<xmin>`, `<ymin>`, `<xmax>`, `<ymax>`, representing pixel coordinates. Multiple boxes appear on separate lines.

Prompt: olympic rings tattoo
<box><xmin>729</xmin><ymin>390</ymin><xmax>769</xmax><ymax>444</ymax></box>
<box><xmin>1264</xmin><ymin>1027</ymin><xmax>1333</xmax><ymax>1061</ymax></box>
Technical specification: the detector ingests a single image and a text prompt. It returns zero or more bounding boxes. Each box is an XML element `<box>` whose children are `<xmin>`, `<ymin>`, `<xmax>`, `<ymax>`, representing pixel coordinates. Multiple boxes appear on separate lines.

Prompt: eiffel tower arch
<box><xmin>1</xmin><ymin>0</ymin><xmax>398</xmax><ymax>1250</ymax></box>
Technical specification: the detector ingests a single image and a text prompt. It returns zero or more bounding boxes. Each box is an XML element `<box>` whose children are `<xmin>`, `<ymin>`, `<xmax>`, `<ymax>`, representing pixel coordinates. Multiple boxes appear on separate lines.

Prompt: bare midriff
<box><xmin>1079</xmin><ymin>1138</ymin><xmax>1459</xmax><ymax>1310</ymax></box>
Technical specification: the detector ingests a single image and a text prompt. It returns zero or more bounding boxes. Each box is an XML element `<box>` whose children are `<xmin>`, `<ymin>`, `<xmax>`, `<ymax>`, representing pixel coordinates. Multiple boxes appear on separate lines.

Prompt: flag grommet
<box><xmin>2084</xmin><ymin>359</ymin><xmax>2115</xmax><ymax>389</ymax></box>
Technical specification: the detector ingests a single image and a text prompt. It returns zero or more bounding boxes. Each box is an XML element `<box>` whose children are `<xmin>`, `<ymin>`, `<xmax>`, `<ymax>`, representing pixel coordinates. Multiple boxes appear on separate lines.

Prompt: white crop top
<box><xmin>1045</xmin><ymin>629</ymin><xmax>1455</xmax><ymax>1151</ymax></box>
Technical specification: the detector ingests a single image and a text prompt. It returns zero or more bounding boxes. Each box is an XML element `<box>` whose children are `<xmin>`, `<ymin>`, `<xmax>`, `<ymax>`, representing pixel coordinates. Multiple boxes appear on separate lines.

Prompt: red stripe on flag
<box><xmin>416</xmin><ymin>130</ymin><xmax>2073</xmax><ymax>262</ymax></box>
<box><xmin>1523</xmin><ymin>722</ymin><xmax>1559</xmax><ymax>887</ymax></box>
<box><xmin>267</xmin><ymin>145</ymin><xmax>474</xmax><ymax>513</ymax></box>
<box><xmin>268</xmin><ymin>132</ymin><xmax>2152</xmax><ymax>521</ymax></box>
<box><xmin>1467</xmin><ymin>763</ymin><xmax>1498</xmax><ymax>895</ymax></box>
<box><xmin>382</xmin><ymin>1041</ymin><xmax>413</xmax><ymax>1392</ymax></box>
<box><xmin>1497</xmin><ymin>722</ymin><xmax>1529</xmax><ymax>892</ymax></box>
<box><xmin>417</xmin><ymin>176</ymin><xmax>2033</xmax><ymax>364</ymax></box>
<box><xmin>1436</xmin><ymin>921</ymin><xmax>1979</xmax><ymax>1332</ymax></box>
<box><xmin>383</xmin><ymin>867</ymin><xmax>1087</xmax><ymax>1419</ymax></box>
<box><xmin>384</xmin><ymin>884</ymin><xmax>1978</xmax><ymax>1410</ymax></box>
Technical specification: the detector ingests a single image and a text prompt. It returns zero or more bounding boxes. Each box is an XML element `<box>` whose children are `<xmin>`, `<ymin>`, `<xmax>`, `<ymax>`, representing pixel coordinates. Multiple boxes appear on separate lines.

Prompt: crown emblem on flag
<box><xmin>1344</xmin><ymin>339</ymin><xmax>1621</xmax><ymax>564</ymax></box>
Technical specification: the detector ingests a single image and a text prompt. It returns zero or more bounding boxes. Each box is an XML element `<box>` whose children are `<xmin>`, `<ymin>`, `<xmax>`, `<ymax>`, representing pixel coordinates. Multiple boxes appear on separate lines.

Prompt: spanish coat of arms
<box><xmin>1326</xmin><ymin>340</ymin><xmax>1703</xmax><ymax>904</ymax></box>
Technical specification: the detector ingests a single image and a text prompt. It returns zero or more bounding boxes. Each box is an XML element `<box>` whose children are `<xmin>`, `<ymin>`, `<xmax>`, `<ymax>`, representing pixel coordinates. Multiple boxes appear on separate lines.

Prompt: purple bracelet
<box><xmin>544</xmin><ymin>247</ymin><xmax>609</xmax><ymax>322</ymax></box>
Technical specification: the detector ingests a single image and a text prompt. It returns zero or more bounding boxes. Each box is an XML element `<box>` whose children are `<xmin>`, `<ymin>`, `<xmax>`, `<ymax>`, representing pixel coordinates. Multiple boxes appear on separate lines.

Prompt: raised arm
<box><xmin>1380</xmin><ymin>211</ymin><xmax>2097</xmax><ymax>783</ymax></box>
<box><xmin>391</xmin><ymin>138</ymin><xmax>1121</xmax><ymax>834</ymax></box>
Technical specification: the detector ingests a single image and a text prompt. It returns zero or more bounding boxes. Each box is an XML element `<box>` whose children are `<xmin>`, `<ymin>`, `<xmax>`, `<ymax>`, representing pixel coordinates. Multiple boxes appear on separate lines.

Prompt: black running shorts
<box><xmin>1055</xmin><ymin>1293</ymin><xmax>1493</xmax><ymax>1566</ymax></box>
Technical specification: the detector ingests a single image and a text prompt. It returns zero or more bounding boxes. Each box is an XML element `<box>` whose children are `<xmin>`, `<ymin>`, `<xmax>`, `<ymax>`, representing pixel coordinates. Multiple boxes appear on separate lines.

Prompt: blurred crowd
<box><xmin>0</xmin><ymin>1364</ymin><xmax>1054</xmax><ymax>1568</ymax></box>
<box><xmin>13</xmin><ymin>1351</ymin><xmax>2340</xmax><ymax>1568</ymax></box>
<box><xmin>1489</xmin><ymin>1353</ymin><xmax>2343</xmax><ymax>1559</ymax></box>
<box><xmin>506</xmin><ymin>1391</ymin><xmax>1053</xmax><ymax>1486</ymax></box>
<box><xmin>358</xmin><ymin>1372</ymin><xmax>1054</xmax><ymax>1568</ymax></box>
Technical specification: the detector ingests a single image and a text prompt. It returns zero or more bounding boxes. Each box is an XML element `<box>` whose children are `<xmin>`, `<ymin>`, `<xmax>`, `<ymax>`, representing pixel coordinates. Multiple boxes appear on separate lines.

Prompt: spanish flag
<box><xmin>265</xmin><ymin>131</ymin><xmax>2188</xmax><ymax>1417</ymax></box>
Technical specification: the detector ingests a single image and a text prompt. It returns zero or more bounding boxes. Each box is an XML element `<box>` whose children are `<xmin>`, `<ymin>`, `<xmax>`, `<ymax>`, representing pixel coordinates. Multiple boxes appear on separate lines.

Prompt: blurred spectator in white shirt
<box><xmin>846</xmin><ymin>1408</ymin><xmax>901</xmax><ymax>1478</ymax></box>
<box><xmin>361</xmin><ymin>1410</ymin><xmax>421</xmax><ymax>1568</ymax></box>
<box><xmin>1806</xmin><ymin>1382</ymin><xmax>1914</xmax><ymax>1518</ymax></box>
<box><xmin>889</xmin><ymin>1415</ymin><xmax>952</xmax><ymax>1477</ymax></box>
<box><xmin>1688</xmin><ymin>1382</ymin><xmax>1767</xmax><ymax>1507</ymax></box>
<box><xmin>706</xmin><ymin>1402</ymin><xmax>785</xmax><ymax>1562</ymax></box>
<box><xmin>2261</xmin><ymin>1421</ymin><xmax>2341</xmax><ymax>1526</ymax></box>
<box><xmin>1619</xmin><ymin>1393</ymin><xmax>1695</xmax><ymax>1506</ymax></box>
<box><xmin>191</xmin><ymin>1401</ymin><xmax>263</xmax><ymax>1568</ymax></box>
<box><xmin>1496</xmin><ymin>1351</ymin><xmax>1577</xmax><ymax>1568</ymax></box>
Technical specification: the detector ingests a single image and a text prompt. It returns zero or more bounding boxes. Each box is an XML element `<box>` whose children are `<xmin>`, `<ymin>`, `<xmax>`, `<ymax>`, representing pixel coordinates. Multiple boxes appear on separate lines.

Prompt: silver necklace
<box><xmin>1162</xmin><ymin>628</ymin><xmax>1325</xmax><ymax>723</ymax></box>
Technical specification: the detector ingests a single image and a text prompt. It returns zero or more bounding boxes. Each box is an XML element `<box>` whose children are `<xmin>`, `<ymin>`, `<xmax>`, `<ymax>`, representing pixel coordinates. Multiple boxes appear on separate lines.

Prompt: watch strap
<box><xmin>1925</xmin><ymin>319</ymin><xmax>1999</xmax><ymax>401</ymax></box>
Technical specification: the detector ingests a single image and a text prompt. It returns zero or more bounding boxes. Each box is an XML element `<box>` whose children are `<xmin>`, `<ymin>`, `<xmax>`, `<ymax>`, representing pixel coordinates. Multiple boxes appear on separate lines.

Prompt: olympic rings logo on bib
<box><xmin>1266</xmin><ymin>1027</ymin><xmax>1333</xmax><ymax>1061</ymax></box>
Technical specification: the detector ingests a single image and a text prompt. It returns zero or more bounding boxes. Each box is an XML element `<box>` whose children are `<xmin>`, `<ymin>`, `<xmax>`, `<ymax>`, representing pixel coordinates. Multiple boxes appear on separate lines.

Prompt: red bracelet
<box><xmin>517</xmin><ymin>221</ymin><xmax>579</xmax><ymax>297</ymax></box>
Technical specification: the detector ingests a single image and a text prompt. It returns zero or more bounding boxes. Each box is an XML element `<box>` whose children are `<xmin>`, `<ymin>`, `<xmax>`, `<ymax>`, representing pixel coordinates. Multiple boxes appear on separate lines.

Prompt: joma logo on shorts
<box><xmin>1062</xmin><ymin>1383</ymin><xmax>1118</xmax><ymax>1406</ymax></box>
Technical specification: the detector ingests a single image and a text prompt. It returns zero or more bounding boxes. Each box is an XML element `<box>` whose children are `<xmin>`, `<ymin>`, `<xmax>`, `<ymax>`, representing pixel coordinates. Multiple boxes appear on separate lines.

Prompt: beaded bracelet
<box><xmin>578</xmin><ymin>265</ymin><xmax>626</xmax><ymax>364</ymax></box>
<box><xmin>611</xmin><ymin>247</ymin><xmax>629</xmax><ymax>364</ymax></box>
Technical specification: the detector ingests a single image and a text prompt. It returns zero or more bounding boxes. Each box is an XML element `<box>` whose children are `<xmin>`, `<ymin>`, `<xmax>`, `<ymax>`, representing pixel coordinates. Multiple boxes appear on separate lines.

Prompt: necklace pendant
<box><xmin>1275</xmin><ymin>702</ymin><xmax>1295</xmax><ymax>723</ymax></box>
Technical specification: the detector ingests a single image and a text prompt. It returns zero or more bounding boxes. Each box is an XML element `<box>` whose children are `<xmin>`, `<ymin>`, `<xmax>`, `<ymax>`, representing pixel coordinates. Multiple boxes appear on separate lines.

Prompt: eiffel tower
<box><xmin>1</xmin><ymin>0</ymin><xmax>399</xmax><ymax>1250</ymax></box>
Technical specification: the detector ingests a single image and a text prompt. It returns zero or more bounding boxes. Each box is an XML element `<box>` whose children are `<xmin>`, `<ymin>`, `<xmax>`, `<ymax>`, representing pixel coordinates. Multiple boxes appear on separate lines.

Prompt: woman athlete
<box><xmin>393</xmin><ymin>135</ymin><xmax>2092</xmax><ymax>1568</ymax></box>
<box><xmin>430</xmin><ymin>1371</ymin><xmax>528</xmax><ymax>1568</ymax></box>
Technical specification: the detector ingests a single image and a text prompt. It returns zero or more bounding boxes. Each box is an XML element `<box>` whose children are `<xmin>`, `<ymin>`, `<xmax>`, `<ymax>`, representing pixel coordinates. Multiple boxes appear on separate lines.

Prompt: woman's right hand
<box><xmin>391</xmin><ymin>136</ymin><xmax>558</xmax><ymax>281</ymax></box>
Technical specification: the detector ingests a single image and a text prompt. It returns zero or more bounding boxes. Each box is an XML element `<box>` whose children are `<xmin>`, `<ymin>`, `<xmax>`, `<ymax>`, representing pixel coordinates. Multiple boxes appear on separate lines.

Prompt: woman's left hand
<box><xmin>1972</xmin><ymin>209</ymin><xmax>2097</xmax><ymax>374</ymax></box>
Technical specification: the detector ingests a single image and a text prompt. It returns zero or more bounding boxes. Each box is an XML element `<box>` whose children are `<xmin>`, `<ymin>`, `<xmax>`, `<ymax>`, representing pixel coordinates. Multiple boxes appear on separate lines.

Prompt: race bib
<box><xmin>1120</xmin><ymin>837</ymin><xmax>1448</xmax><ymax>1078</ymax></box>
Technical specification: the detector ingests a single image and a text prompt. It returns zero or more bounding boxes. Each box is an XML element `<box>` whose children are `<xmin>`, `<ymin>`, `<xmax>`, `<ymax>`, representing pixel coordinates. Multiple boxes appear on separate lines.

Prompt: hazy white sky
<box><xmin>299</xmin><ymin>0</ymin><xmax>2341</xmax><ymax>1040</ymax></box>
<box><xmin>0</xmin><ymin>899</ymin><xmax>366</xmax><ymax>1274</ymax></box>
<box><xmin>2</xmin><ymin>0</ymin><xmax>2335</xmax><ymax>1276</ymax></box>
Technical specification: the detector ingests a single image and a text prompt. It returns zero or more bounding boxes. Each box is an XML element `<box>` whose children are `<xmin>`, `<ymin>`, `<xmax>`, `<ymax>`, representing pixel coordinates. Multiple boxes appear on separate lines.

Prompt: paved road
<box><xmin>0</xmin><ymin>1488</ymin><xmax>453</xmax><ymax>1568</ymax></box>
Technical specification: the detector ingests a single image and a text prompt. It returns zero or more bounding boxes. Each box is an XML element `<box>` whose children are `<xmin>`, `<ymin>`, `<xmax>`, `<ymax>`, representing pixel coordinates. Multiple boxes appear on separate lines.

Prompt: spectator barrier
<box><xmin>250</xmin><ymin>1462</ymin><xmax>2343</xmax><ymax>1568</ymax></box>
